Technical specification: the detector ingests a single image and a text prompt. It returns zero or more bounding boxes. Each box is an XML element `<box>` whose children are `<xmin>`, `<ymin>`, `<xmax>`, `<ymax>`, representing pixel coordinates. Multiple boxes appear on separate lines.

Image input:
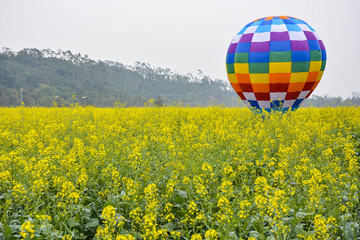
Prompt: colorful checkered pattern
<box><xmin>226</xmin><ymin>16</ymin><xmax>326</xmax><ymax>112</ymax></box>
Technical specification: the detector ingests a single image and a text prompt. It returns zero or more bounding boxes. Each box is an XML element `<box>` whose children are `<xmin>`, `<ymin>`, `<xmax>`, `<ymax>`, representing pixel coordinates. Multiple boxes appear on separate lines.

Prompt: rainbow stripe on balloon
<box><xmin>226</xmin><ymin>16</ymin><xmax>326</xmax><ymax>112</ymax></box>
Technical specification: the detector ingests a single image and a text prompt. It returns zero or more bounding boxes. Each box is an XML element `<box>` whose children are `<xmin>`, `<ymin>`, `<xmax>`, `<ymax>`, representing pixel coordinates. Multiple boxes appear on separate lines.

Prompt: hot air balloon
<box><xmin>226</xmin><ymin>16</ymin><xmax>326</xmax><ymax>112</ymax></box>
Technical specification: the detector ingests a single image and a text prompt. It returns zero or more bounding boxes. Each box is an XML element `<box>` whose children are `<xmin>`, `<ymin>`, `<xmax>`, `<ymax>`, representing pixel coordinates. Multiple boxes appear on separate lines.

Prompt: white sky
<box><xmin>0</xmin><ymin>0</ymin><xmax>359</xmax><ymax>98</ymax></box>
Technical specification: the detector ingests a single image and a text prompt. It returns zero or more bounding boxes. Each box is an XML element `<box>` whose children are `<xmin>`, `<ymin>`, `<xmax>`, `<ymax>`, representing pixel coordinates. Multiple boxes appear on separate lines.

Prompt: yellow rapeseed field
<box><xmin>0</xmin><ymin>106</ymin><xmax>359</xmax><ymax>240</ymax></box>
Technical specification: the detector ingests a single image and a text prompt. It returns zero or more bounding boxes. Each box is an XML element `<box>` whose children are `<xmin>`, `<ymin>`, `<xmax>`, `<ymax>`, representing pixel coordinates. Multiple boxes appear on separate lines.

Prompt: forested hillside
<box><xmin>0</xmin><ymin>48</ymin><xmax>239</xmax><ymax>107</ymax></box>
<box><xmin>1</xmin><ymin>48</ymin><xmax>359</xmax><ymax>108</ymax></box>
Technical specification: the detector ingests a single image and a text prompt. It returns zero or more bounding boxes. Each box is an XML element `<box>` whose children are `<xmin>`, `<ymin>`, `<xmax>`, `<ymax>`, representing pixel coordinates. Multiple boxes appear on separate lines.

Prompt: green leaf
<box><xmin>294</xmin><ymin>223</ymin><xmax>305</xmax><ymax>232</ymax></box>
<box><xmin>266</xmin><ymin>236</ymin><xmax>276</xmax><ymax>240</ymax></box>
<box><xmin>177</xmin><ymin>190</ymin><xmax>188</xmax><ymax>199</ymax></box>
<box><xmin>68</xmin><ymin>218</ymin><xmax>80</xmax><ymax>228</ymax></box>
<box><xmin>81</xmin><ymin>207</ymin><xmax>91</xmax><ymax>214</ymax></box>
<box><xmin>74</xmin><ymin>232</ymin><xmax>87</xmax><ymax>239</ymax></box>
<box><xmin>173</xmin><ymin>204</ymin><xmax>181</xmax><ymax>209</ymax></box>
<box><xmin>295</xmin><ymin>212</ymin><xmax>307</xmax><ymax>219</ymax></box>
<box><xmin>84</xmin><ymin>218</ymin><xmax>99</xmax><ymax>229</ymax></box>
<box><xmin>345</xmin><ymin>229</ymin><xmax>354</xmax><ymax>240</ymax></box>
<box><xmin>9</xmin><ymin>225</ymin><xmax>21</xmax><ymax>234</ymax></box>
<box><xmin>166</xmin><ymin>223</ymin><xmax>175</xmax><ymax>232</ymax></box>
<box><xmin>229</xmin><ymin>231</ymin><xmax>238</xmax><ymax>239</ymax></box>
<box><xmin>120</xmin><ymin>191</ymin><xmax>126</xmax><ymax>198</ymax></box>
<box><xmin>249</xmin><ymin>230</ymin><xmax>260</xmax><ymax>238</ymax></box>
<box><xmin>12</xmin><ymin>235</ymin><xmax>23</xmax><ymax>239</ymax></box>
<box><xmin>4</xmin><ymin>226</ymin><xmax>12</xmax><ymax>237</ymax></box>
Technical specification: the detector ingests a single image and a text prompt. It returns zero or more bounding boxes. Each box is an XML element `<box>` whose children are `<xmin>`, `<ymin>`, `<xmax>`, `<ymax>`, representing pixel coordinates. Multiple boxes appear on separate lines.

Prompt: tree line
<box><xmin>0</xmin><ymin>48</ymin><xmax>241</xmax><ymax>107</ymax></box>
<box><xmin>0</xmin><ymin>48</ymin><xmax>358</xmax><ymax>108</ymax></box>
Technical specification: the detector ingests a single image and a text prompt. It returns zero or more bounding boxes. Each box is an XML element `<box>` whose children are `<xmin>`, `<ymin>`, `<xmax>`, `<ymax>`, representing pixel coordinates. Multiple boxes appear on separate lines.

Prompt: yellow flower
<box><xmin>314</xmin><ymin>215</ymin><xmax>329</xmax><ymax>239</ymax></box>
<box><xmin>12</xmin><ymin>183</ymin><xmax>27</xmax><ymax>201</ymax></box>
<box><xmin>116</xmin><ymin>234</ymin><xmax>135</xmax><ymax>240</ymax></box>
<box><xmin>36</xmin><ymin>214</ymin><xmax>52</xmax><ymax>221</ymax></box>
<box><xmin>238</xmin><ymin>200</ymin><xmax>251</xmax><ymax>219</ymax></box>
<box><xmin>20</xmin><ymin>221</ymin><xmax>35</xmax><ymax>239</ymax></box>
<box><xmin>62</xmin><ymin>235</ymin><xmax>73</xmax><ymax>240</ymax></box>
<box><xmin>205</xmin><ymin>229</ymin><xmax>218</xmax><ymax>240</ymax></box>
<box><xmin>171</xmin><ymin>231</ymin><xmax>181</xmax><ymax>238</ymax></box>
<box><xmin>191</xmin><ymin>233</ymin><xmax>203</xmax><ymax>240</ymax></box>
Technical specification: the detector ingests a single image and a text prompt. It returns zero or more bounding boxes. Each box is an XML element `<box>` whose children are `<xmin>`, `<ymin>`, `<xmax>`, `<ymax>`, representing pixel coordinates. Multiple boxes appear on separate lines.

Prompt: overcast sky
<box><xmin>0</xmin><ymin>0</ymin><xmax>359</xmax><ymax>98</ymax></box>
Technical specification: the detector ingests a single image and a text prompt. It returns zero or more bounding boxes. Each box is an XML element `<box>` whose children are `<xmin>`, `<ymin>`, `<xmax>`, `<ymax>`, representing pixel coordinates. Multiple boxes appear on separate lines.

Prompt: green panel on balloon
<box><xmin>269</xmin><ymin>51</ymin><xmax>292</xmax><ymax>62</ymax></box>
<box><xmin>310</xmin><ymin>51</ymin><xmax>322</xmax><ymax>61</ymax></box>
<box><xmin>249</xmin><ymin>63</ymin><xmax>269</xmax><ymax>74</ymax></box>
<box><xmin>321</xmin><ymin>60</ymin><xmax>326</xmax><ymax>71</ymax></box>
<box><xmin>235</xmin><ymin>53</ymin><xmax>249</xmax><ymax>63</ymax></box>
<box><xmin>291</xmin><ymin>62</ymin><xmax>310</xmax><ymax>73</ymax></box>
<box><xmin>226</xmin><ymin>64</ymin><xmax>235</xmax><ymax>74</ymax></box>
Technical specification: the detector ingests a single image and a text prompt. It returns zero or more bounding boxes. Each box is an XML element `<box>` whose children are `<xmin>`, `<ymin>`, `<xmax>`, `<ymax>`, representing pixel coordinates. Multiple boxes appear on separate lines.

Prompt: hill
<box><xmin>1</xmin><ymin>48</ymin><xmax>359</xmax><ymax>108</ymax></box>
<box><xmin>0</xmin><ymin>48</ymin><xmax>240</xmax><ymax>107</ymax></box>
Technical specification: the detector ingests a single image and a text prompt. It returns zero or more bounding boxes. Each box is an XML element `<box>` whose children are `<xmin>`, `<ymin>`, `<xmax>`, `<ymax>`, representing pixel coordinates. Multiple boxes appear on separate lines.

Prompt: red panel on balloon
<box><xmin>285</xmin><ymin>91</ymin><xmax>301</xmax><ymax>100</ymax></box>
<box><xmin>270</xmin><ymin>83</ymin><xmax>289</xmax><ymax>92</ymax></box>
<box><xmin>303</xmin><ymin>82</ymin><xmax>315</xmax><ymax>91</ymax></box>
<box><xmin>239</xmin><ymin>83</ymin><xmax>253</xmax><ymax>92</ymax></box>
<box><xmin>254</xmin><ymin>92</ymin><xmax>270</xmax><ymax>100</ymax></box>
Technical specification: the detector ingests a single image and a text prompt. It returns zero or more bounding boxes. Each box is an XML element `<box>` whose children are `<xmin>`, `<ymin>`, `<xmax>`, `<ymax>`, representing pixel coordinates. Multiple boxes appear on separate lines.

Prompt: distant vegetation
<box><xmin>0</xmin><ymin>48</ymin><xmax>239</xmax><ymax>107</ymax></box>
<box><xmin>0</xmin><ymin>48</ymin><xmax>359</xmax><ymax>108</ymax></box>
<box><xmin>303</xmin><ymin>93</ymin><xmax>360</xmax><ymax>107</ymax></box>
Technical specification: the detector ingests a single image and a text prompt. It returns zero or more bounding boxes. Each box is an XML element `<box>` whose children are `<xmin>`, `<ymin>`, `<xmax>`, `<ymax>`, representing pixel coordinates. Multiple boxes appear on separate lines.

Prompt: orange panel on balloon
<box><xmin>231</xmin><ymin>83</ymin><xmax>242</xmax><ymax>92</ymax></box>
<box><xmin>288</xmin><ymin>82</ymin><xmax>305</xmax><ymax>92</ymax></box>
<box><xmin>236</xmin><ymin>74</ymin><xmax>251</xmax><ymax>84</ymax></box>
<box><xmin>269</xmin><ymin>73</ymin><xmax>291</xmax><ymax>84</ymax></box>
<box><xmin>306</xmin><ymin>72</ymin><xmax>320</xmax><ymax>82</ymax></box>
<box><xmin>252</xmin><ymin>84</ymin><xmax>270</xmax><ymax>93</ymax></box>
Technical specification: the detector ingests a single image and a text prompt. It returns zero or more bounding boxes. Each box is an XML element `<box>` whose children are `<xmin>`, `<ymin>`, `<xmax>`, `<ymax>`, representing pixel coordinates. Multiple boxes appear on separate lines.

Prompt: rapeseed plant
<box><xmin>0</xmin><ymin>106</ymin><xmax>359</xmax><ymax>239</ymax></box>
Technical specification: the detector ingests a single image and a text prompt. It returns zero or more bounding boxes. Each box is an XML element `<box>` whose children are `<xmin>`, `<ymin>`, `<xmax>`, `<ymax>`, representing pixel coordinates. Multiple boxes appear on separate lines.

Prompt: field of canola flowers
<box><xmin>0</xmin><ymin>106</ymin><xmax>359</xmax><ymax>240</ymax></box>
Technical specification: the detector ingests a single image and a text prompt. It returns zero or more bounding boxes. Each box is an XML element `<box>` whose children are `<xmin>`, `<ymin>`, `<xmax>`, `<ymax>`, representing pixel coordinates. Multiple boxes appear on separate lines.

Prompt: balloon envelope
<box><xmin>226</xmin><ymin>16</ymin><xmax>326</xmax><ymax>112</ymax></box>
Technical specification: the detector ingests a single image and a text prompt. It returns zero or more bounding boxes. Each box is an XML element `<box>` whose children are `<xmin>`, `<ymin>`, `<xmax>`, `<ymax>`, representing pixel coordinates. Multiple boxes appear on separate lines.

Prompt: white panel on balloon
<box><xmin>243</xmin><ymin>92</ymin><xmax>257</xmax><ymax>101</ymax></box>
<box><xmin>258</xmin><ymin>101</ymin><xmax>271</xmax><ymax>109</ymax></box>
<box><xmin>270</xmin><ymin>92</ymin><xmax>287</xmax><ymax>100</ymax></box>
<box><xmin>283</xmin><ymin>100</ymin><xmax>296</xmax><ymax>108</ymax></box>
<box><xmin>298</xmin><ymin>90</ymin><xmax>310</xmax><ymax>99</ymax></box>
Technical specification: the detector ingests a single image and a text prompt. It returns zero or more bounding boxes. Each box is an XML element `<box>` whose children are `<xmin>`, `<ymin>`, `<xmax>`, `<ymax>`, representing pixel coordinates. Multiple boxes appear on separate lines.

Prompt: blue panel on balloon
<box><xmin>226</xmin><ymin>53</ymin><xmax>235</xmax><ymax>64</ymax></box>
<box><xmin>292</xmin><ymin>51</ymin><xmax>311</xmax><ymax>62</ymax></box>
<box><xmin>249</xmin><ymin>100</ymin><xmax>260</xmax><ymax>108</ymax></box>
<box><xmin>269</xmin><ymin>41</ymin><xmax>291</xmax><ymax>51</ymax></box>
<box><xmin>249</xmin><ymin>52</ymin><xmax>270</xmax><ymax>63</ymax></box>
<box><xmin>236</xmin><ymin>42</ymin><xmax>251</xmax><ymax>53</ymax></box>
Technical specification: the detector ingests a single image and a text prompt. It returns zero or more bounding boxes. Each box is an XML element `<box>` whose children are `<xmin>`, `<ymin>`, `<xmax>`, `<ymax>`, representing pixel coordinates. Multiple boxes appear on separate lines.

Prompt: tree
<box><xmin>154</xmin><ymin>95</ymin><xmax>164</xmax><ymax>107</ymax></box>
